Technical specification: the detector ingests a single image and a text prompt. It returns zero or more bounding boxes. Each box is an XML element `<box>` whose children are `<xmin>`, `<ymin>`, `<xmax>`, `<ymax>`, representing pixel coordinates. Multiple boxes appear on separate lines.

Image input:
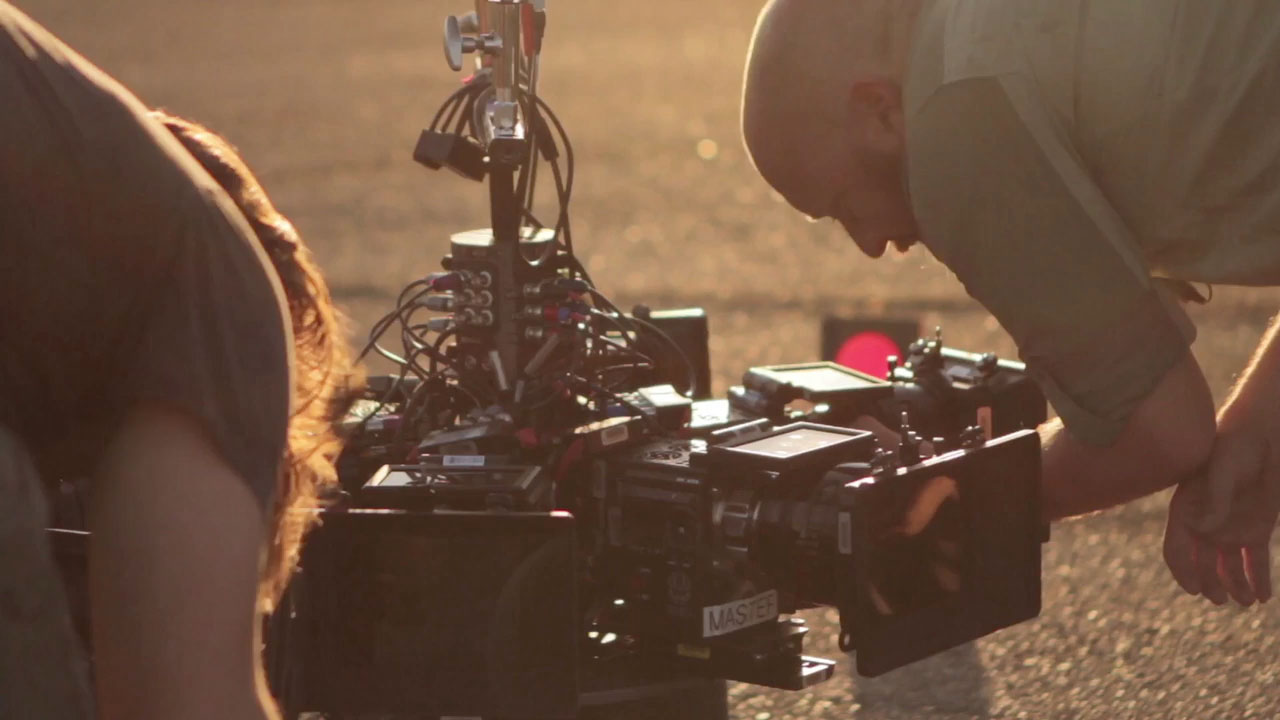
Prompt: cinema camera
<box><xmin>261</xmin><ymin>2</ymin><xmax>1050</xmax><ymax>718</ymax></box>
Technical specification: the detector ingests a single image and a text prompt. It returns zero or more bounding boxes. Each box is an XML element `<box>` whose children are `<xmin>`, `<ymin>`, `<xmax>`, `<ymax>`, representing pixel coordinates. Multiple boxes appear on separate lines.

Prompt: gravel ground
<box><xmin>19</xmin><ymin>1</ymin><xmax>1280</xmax><ymax>717</ymax></box>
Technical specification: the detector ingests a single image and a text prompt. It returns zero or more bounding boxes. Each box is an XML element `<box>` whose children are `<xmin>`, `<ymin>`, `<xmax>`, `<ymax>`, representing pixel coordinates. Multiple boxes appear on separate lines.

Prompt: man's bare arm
<box><xmin>1214</xmin><ymin>315</ymin><xmax>1280</xmax><ymax>440</ymax></box>
<box><xmin>89</xmin><ymin>405</ymin><xmax>280</xmax><ymax>720</ymax></box>
<box><xmin>1040</xmin><ymin>350</ymin><xmax>1216</xmax><ymax>521</ymax></box>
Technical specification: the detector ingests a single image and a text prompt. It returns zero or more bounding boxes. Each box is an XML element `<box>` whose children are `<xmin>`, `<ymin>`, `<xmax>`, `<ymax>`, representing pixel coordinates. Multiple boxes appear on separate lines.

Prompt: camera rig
<box><xmin>262</xmin><ymin>2</ymin><xmax>1051</xmax><ymax>718</ymax></box>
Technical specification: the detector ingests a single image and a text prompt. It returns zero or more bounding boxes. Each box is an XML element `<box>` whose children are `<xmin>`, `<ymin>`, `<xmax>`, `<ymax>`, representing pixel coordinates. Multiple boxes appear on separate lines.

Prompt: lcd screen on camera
<box><xmin>767</xmin><ymin>365</ymin><xmax>880</xmax><ymax>393</ymax></box>
<box><xmin>378</xmin><ymin>467</ymin><xmax>525</xmax><ymax>488</ymax></box>
<box><xmin>732</xmin><ymin>428</ymin><xmax>856</xmax><ymax>459</ymax></box>
<box><xmin>272</xmin><ymin>510</ymin><xmax>578</xmax><ymax>719</ymax></box>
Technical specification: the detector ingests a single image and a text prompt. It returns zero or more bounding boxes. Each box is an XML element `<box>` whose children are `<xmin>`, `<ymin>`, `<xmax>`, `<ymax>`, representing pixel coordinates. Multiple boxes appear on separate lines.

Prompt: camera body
<box><xmin>267</xmin><ymin>331</ymin><xmax>1047</xmax><ymax>717</ymax></box>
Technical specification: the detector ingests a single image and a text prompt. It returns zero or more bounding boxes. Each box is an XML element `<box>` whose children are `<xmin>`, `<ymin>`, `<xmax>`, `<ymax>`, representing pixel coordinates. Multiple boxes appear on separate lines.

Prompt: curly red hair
<box><xmin>152</xmin><ymin>110</ymin><xmax>361</xmax><ymax>611</ymax></box>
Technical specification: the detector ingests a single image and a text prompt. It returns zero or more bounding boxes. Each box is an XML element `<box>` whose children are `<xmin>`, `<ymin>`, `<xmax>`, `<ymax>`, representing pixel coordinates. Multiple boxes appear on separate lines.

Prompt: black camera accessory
<box><xmin>361</xmin><ymin>463</ymin><xmax>549</xmax><ymax>512</ymax></box>
<box><xmin>573</xmin><ymin>415</ymin><xmax>648</xmax><ymax>455</ymax></box>
<box><xmin>620</xmin><ymin>384</ymin><xmax>693</xmax><ymax>430</ymax></box>
<box><xmin>726</xmin><ymin>385</ymin><xmax>781</xmax><ymax>418</ymax></box>
<box><xmin>686</xmin><ymin>398</ymin><xmax>761</xmax><ymax>436</ymax></box>
<box><xmin>842</xmin><ymin>428</ymin><xmax>1041</xmax><ymax>676</ymax></box>
<box><xmin>413</xmin><ymin>129</ymin><xmax>488</xmax><ymax>181</ymax></box>
<box><xmin>269</xmin><ymin>509</ymin><xmax>578</xmax><ymax>719</ymax></box>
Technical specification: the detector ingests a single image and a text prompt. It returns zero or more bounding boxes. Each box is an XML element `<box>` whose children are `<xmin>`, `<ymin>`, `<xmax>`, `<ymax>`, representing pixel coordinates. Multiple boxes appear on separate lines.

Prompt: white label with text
<box><xmin>702</xmin><ymin>589</ymin><xmax>779</xmax><ymax>638</ymax></box>
<box><xmin>600</xmin><ymin>423</ymin><xmax>630</xmax><ymax>446</ymax></box>
<box><xmin>443</xmin><ymin>455</ymin><xmax>486</xmax><ymax>467</ymax></box>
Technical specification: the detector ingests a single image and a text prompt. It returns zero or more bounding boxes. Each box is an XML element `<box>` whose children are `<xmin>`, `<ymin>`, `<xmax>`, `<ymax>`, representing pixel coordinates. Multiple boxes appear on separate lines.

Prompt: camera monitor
<box><xmin>707</xmin><ymin>422</ymin><xmax>876</xmax><ymax>474</ymax></box>
<box><xmin>843</xmin><ymin>429</ymin><xmax>1042</xmax><ymax>677</ymax></box>
<box><xmin>744</xmin><ymin>361</ymin><xmax>893</xmax><ymax>405</ymax></box>
<box><xmin>268</xmin><ymin>509</ymin><xmax>578</xmax><ymax>719</ymax></box>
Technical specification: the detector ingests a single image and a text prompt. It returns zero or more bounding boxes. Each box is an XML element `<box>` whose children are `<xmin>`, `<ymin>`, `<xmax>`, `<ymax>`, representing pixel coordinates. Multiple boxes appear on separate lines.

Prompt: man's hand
<box><xmin>1164</xmin><ymin>316</ymin><xmax>1280</xmax><ymax>607</ymax></box>
<box><xmin>1163</xmin><ymin>422</ymin><xmax>1280</xmax><ymax>606</ymax></box>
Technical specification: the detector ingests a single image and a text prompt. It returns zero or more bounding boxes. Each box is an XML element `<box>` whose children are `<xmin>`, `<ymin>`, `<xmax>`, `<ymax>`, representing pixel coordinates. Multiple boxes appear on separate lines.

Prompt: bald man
<box><xmin>742</xmin><ymin>0</ymin><xmax>1280</xmax><ymax>608</ymax></box>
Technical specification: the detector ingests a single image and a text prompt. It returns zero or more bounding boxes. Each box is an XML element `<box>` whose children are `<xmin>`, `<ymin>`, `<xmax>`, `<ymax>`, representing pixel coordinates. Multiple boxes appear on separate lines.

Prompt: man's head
<box><xmin>742</xmin><ymin>0</ymin><xmax>923</xmax><ymax>258</ymax></box>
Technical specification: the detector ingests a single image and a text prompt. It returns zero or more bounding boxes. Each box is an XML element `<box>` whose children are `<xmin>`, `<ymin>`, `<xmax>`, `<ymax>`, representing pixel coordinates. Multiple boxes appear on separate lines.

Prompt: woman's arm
<box><xmin>89</xmin><ymin>405</ymin><xmax>280</xmax><ymax>720</ymax></box>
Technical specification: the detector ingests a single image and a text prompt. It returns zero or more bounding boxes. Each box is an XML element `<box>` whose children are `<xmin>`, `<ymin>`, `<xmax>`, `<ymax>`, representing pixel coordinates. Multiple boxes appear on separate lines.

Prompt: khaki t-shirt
<box><xmin>904</xmin><ymin>0</ymin><xmax>1280</xmax><ymax>444</ymax></box>
<box><xmin>0</xmin><ymin>2</ymin><xmax>292</xmax><ymax>512</ymax></box>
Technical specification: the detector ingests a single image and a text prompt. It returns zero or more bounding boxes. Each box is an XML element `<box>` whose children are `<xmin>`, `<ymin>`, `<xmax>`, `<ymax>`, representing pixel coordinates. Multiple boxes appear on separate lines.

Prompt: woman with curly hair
<box><xmin>0</xmin><ymin>3</ymin><xmax>357</xmax><ymax>719</ymax></box>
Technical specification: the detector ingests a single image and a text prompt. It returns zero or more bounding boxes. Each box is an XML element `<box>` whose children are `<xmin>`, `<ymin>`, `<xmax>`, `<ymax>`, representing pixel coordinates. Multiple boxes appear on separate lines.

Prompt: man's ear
<box><xmin>848</xmin><ymin>77</ymin><xmax>905</xmax><ymax>151</ymax></box>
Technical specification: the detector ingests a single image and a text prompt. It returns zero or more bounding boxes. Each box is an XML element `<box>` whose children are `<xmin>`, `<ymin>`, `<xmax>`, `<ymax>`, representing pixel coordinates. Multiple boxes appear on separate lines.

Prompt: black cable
<box><xmin>358</xmin><ymin>284</ymin><xmax>432</xmax><ymax>361</ymax></box>
<box><xmin>585</xmin><ymin>290</ymin><xmax>645</xmax><ymax>355</ymax></box>
<box><xmin>532</xmin><ymin>96</ymin><xmax>574</xmax><ymax>242</ymax></box>
<box><xmin>623</xmin><ymin>314</ymin><xmax>699</xmax><ymax>399</ymax></box>
<box><xmin>565</xmin><ymin>376</ymin><xmax>662</xmax><ymax>434</ymax></box>
<box><xmin>404</xmin><ymin>329</ymin><xmax>456</xmax><ymax>379</ymax></box>
<box><xmin>347</xmin><ymin>363</ymin><xmax>414</xmax><ymax>441</ymax></box>
<box><xmin>515</xmin><ymin>91</ymin><xmax>537</xmax><ymax>218</ymax></box>
<box><xmin>430</xmin><ymin>84</ymin><xmax>473</xmax><ymax>132</ymax></box>
<box><xmin>445</xmin><ymin>87</ymin><xmax>476</xmax><ymax>133</ymax></box>
<box><xmin>428</xmin><ymin>328</ymin><xmax>458</xmax><ymax>377</ymax></box>
<box><xmin>533</xmin><ymin>95</ymin><xmax>574</xmax><ymax>198</ymax></box>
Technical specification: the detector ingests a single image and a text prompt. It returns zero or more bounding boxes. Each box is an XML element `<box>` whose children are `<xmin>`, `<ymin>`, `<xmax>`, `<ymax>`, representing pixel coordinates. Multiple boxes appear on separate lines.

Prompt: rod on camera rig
<box><xmin>441</xmin><ymin>0</ymin><xmax>542</xmax><ymax>397</ymax></box>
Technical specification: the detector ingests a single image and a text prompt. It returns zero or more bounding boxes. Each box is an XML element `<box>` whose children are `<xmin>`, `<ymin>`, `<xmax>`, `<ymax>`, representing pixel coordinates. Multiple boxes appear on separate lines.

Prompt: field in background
<box><xmin>19</xmin><ymin>1</ymin><xmax>1280</xmax><ymax>717</ymax></box>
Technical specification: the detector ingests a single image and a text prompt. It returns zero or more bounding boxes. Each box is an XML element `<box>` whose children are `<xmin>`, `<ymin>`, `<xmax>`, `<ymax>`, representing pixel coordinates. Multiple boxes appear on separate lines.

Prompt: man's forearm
<box><xmin>1218</xmin><ymin>315</ymin><xmax>1280</xmax><ymax>428</ymax></box>
<box><xmin>1040</xmin><ymin>418</ymin><xmax>1177</xmax><ymax>520</ymax></box>
<box><xmin>1039</xmin><ymin>351</ymin><xmax>1216</xmax><ymax>521</ymax></box>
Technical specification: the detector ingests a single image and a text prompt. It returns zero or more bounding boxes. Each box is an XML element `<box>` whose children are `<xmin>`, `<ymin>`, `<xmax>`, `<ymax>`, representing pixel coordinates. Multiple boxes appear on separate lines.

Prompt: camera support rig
<box><xmin>260</xmin><ymin>4</ymin><xmax>1051</xmax><ymax>718</ymax></box>
<box><xmin>445</xmin><ymin>0</ymin><xmax>533</xmax><ymax>401</ymax></box>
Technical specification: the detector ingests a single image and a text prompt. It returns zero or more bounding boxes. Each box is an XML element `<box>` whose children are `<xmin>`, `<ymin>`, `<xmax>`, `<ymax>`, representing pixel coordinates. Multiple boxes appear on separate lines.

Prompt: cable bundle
<box><xmin>348</xmin><ymin>72</ymin><xmax>695</xmax><ymax>454</ymax></box>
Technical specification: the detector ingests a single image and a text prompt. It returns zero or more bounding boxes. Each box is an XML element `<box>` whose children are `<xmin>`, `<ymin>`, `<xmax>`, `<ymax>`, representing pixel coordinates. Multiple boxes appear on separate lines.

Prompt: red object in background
<box><xmin>835</xmin><ymin>331</ymin><xmax>903</xmax><ymax>376</ymax></box>
<box><xmin>821</xmin><ymin>317</ymin><xmax>920</xmax><ymax>377</ymax></box>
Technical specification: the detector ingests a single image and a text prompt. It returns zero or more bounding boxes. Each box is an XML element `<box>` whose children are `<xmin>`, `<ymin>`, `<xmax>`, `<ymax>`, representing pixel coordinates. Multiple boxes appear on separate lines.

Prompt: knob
<box><xmin>897</xmin><ymin>407</ymin><xmax>924</xmax><ymax>466</ymax></box>
<box><xmin>457</xmin><ymin>11</ymin><xmax>480</xmax><ymax>34</ymax></box>
<box><xmin>976</xmin><ymin>352</ymin><xmax>999</xmax><ymax>376</ymax></box>
<box><xmin>959</xmin><ymin>425</ymin><xmax>986</xmax><ymax>449</ymax></box>
<box><xmin>443</xmin><ymin>15</ymin><xmax>479</xmax><ymax>71</ymax></box>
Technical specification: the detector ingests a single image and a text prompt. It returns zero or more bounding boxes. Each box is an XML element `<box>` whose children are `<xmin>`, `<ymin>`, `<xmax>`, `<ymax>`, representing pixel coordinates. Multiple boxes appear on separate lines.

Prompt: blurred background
<box><xmin>17</xmin><ymin>1</ymin><xmax>1280</xmax><ymax>717</ymax></box>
